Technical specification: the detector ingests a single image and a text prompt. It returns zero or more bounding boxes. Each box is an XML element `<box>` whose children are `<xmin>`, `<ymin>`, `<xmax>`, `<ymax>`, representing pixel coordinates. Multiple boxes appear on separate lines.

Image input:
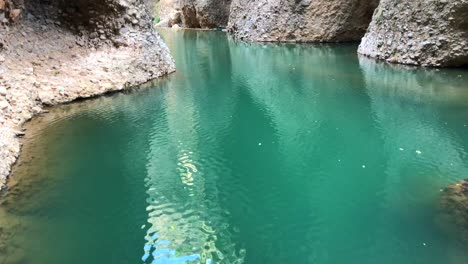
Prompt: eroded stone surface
<box><xmin>227</xmin><ymin>0</ymin><xmax>378</xmax><ymax>42</ymax></box>
<box><xmin>0</xmin><ymin>0</ymin><xmax>175</xmax><ymax>187</ymax></box>
<box><xmin>359</xmin><ymin>0</ymin><xmax>468</xmax><ymax>67</ymax></box>
<box><xmin>156</xmin><ymin>0</ymin><xmax>232</xmax><ymax>29</ymax></box>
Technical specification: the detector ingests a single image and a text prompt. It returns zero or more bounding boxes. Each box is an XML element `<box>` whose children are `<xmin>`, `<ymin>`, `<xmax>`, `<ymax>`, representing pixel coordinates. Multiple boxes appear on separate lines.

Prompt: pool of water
<box><xmin>1</xmin><ymin>30</ymin><xmax>468</xmax><ymax>264</ymax></box>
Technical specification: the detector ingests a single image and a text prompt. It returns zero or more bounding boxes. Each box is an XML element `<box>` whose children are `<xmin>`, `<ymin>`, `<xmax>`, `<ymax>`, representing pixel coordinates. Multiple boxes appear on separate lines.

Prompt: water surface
<box><xmin>1</xmin><ymin>30</ymin><xmax>468</xmax><ymax>264</ymax></box>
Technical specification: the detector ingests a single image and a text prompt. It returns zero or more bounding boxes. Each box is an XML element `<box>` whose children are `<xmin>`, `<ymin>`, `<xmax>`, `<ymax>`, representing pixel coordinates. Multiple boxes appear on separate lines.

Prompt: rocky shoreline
<box><xmin>358</xmin><ymin>0</ymin><xmax>468</xmax><ymax>67</ymax></box>
<box><xmin>156</xmin><ymin>0</ymin><xmax>468</xmax><ymax>67</ymax></box>
<box><xmin>0</xmin><ymin>0</ymin><xmax>175</xmax><ymax>188</ymax></box>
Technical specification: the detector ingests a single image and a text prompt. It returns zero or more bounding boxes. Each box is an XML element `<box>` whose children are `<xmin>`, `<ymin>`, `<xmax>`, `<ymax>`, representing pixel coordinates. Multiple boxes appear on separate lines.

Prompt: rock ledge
<box><xmin>0</xmin><ymin>0</ymin><xmax>175</xmax><ymax>188</ymax></box>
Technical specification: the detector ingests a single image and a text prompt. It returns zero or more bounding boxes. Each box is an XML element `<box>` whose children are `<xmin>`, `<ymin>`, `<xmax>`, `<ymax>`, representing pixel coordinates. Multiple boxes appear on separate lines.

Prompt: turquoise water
<box><xmin>1</xmin><ymin>30</ymin><xmax>468</xmax><ymax>264</ymax></box>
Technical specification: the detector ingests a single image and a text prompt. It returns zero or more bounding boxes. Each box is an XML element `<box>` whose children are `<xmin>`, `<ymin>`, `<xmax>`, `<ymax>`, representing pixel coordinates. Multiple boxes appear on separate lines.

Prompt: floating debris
<box><xmin>399</xmin><ymin>148</ymin><xmax>404</xmax><ymax>151</ymax></box>
<box><xmin>416</xmin><ymin>150</ymin><xmax>422</xmax><ymax>155</ymax></box>
<box><xmin>362</xmin><ymin>165</ymin><xmax>366</xmax><ymax>168</ymax></box>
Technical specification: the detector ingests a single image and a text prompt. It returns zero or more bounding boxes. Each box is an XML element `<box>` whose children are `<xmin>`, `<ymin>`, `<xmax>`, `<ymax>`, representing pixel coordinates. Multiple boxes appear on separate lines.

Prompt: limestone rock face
<box><xmin>0</xmin><ymin>0</ymin><xmax>22</xmax><ymax>24</ymax></box>
<box><xmin>227</xmin><ymin>0</ymin><xmax>379</xmax><ymax>42</ymax></box>
<box><xmin>0</xmin><ymin>0</ymin><xmax>175</xmax><ymax>186</ymax></box>
<box><xmin>359</xmin><ymin>0</ymin><xmax>468</xmax><ymax>67</ymax></box>
<box><xmin>156</xmin><ymin>0</ymin><xmax>232</xmax><ymax>28</ymax></box>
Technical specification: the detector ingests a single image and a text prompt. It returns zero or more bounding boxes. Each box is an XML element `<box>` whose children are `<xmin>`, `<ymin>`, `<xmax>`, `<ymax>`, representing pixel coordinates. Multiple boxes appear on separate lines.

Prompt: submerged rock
<box><xmin>227</xmin><ymin>0</ymin><xmax>379</xmax><ymax>42</ymax></box>
<box><xmin>359</xmin><ymin>0</ymin><xmax>468</xmax><ymax>67</ymax></box>
<box><xmin>439</xmin><ymin>179</ymin><xmax>468</xmax><ymax>243</ymax></box>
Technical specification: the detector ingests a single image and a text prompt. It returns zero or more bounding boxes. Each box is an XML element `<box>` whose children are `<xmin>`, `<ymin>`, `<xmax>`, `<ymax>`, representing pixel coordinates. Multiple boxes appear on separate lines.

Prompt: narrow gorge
<box><xmin>227</xmin><ymin>0</ymin><xmax>379</xmax><ymax>42</ymax></box>
<box><xmin>0</xmin><ymin>0</ymin><xmax>175</xmax><ymax>186</ymax></box>
<box><xmin>0</xmin><ymin>0</ymin><xmax>467</xmax><ymax>263</ymax></box>
<box><xmin>155</xmin><ymin>0</ymin><xmax>468</xmax><ymax>67</ymax></box>
<box><xmin>155</xmin><ymin>0</ymin><xmax>232</xmax><ymax>28</ymax></box>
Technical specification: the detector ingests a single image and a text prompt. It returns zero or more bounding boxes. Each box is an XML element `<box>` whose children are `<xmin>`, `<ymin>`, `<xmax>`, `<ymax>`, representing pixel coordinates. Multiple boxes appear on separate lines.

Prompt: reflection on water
<box><xmin>0</xmin><ymin>30</ymin><xmax>467</xmax><ymax>264</ymax></box>
<box><xmin>141</xmin><ymin>233</ymin><xmax>199</xmax><ymax>263</ymax></box>
<box><xmin>359</xmin><ymin>57</ymin><xmax>468</xmax><ymax>106</ymax></box>
<box><xmin>360</xmin><ymin>56</ymin><xmax>468</xmax><ymax>213</ymax></box>
<box><xmin>142</xmin><ymin>31</ymin><xmax>244</xmax><ymax>264</ymax></box>
<box><xmin>359</xmin><ymin>57</ymin><xmax>468</xmax><ymax>263</ymax></box>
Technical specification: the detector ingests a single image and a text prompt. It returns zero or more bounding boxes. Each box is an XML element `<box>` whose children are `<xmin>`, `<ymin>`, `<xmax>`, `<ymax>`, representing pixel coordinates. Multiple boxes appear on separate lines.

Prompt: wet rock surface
<box><xmin>0</xmin><ymin>0</ymin><xmax>175</xmax><ymax>187</ymax></box>
<box><xmin>156</xmin><ymin>0</ymin><xmax>232</xmax><ymax>29</ymax></box>
<box><xmin>439</xmin><ymin>179</ymin><xmax>468</xmax><ymax>243</ymax></box>
<box><xmin>227</xmin><ymin>0</ymin><xmax>378</xmax><ymax>42</ymax></box>
<box><xmin>359</xmin><ymin>0</ymin><xmax>468</xmax><ymax>67</ymax></box>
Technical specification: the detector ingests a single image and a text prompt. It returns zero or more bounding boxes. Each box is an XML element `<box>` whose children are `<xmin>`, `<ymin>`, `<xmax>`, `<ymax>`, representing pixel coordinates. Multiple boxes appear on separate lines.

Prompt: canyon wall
<box><xmin>156</xmin><ymin>0</ymin><xmax>232</xmax><ymax>28</ymax></box>
<box><xmin>359</xmin><ymin>0</ymin><xmax>468</xmax><ymax>67</ymax></box>
<box><xmin>227</xmin><ymin>0</ymin><xmax>379</xmax><ymax>42</ymax></box>
<box><xmin>0</xmin><ymin>0</ymin><xmax>175</xmax><ymax>187</ymax></box>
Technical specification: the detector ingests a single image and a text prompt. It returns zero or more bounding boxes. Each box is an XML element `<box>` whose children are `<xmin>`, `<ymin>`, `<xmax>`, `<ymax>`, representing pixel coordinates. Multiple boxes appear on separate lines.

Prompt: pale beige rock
<box><xmin>359</xmin><ymin>0</ymin><xmax>468</xmax><ymax>67</ymax></box>
<box><xmin>8</xmin><ymin>8</ymin><xmax>20</xmax><ymax>21</ymax></box>
<box><xmin>227</xmin><ymin>0</ymin><xmax>379</xmax><ymax>42</ymax></box>
<box><xmin>156</xmin><ymin>0</ymin><xmax>232</xmax><ymax>28</ymax></box>
<box><xmin>0</xmin><ymin>0</ymin><xmax>175</xmax><ymax>187</ymax></box>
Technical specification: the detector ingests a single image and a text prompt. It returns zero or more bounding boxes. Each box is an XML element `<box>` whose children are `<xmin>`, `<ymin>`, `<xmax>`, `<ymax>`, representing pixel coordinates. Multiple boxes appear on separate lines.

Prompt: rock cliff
<box><xmin>0</xmin><ymin>0</ymin><xmax>175</xmax><ymax>187</ymax></box>
<box><xmin>156</xmin><ymin>0</ymin><xmax>232</xmax><ymax>28</ymax></box>
<box><xmin>359</xmin><ymin>0</ymin><xmax>468</xmax><ymax>67</ymax></box>
<box><xmin>227</xmin><ymin>0</ymin><xmax>379</xmax><ymax>42</ymax></box>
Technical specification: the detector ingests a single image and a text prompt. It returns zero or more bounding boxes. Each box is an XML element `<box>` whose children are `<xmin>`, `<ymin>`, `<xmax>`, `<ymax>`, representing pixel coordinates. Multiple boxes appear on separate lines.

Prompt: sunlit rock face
<box><xmin>359</xmin><ymin>0</ymin><xmax>468</xmax><ymax>67</ymax></box>
<box><xmin>227</xmin><ymin>0</ymin><xmax>379</xmax><ymax>42</ymax></box>
<box><xmin>156</xmin><ymin>0</ymin><xmax>232</xmax><ymax>28</ymax></box>
<box><xmin>0</xmin><ymin>0</ymin><xmax>175</xmax><ymax>186</ymax></box>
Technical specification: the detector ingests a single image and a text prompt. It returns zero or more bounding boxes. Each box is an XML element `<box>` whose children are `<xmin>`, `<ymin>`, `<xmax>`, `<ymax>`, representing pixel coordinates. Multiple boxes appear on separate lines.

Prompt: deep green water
<box><xmin>1</xmin><ymin>30</ymin><xmax>468</xmax><ymax>264</ymax></box>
